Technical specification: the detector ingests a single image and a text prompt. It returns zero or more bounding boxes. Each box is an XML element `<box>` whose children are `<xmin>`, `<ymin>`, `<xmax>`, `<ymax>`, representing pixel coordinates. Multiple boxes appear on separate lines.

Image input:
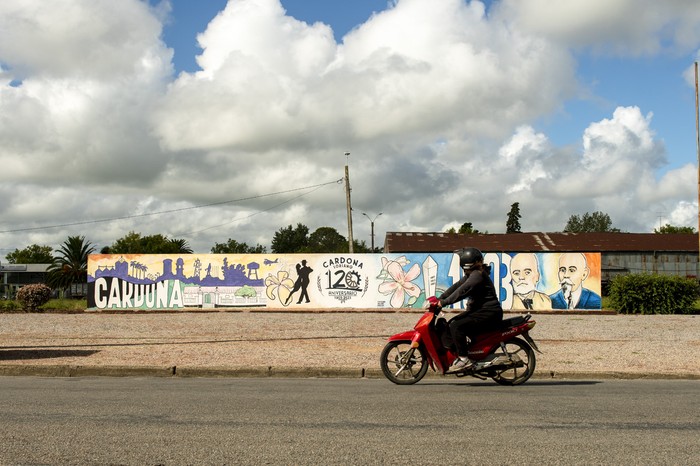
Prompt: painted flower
<box><xmin>378</xmin><ymin>260</ymin><xmax>421</xmax><ymax>308</ymax></box>
<box><xmin>377</xmin><ymin>256</ymin><xmax>410</xmax><ymax>281</ymax></box>
<box><xmin>265</xmin><ymin>270</ymin><xmax>294</xmax><ymax>306</ymax></box>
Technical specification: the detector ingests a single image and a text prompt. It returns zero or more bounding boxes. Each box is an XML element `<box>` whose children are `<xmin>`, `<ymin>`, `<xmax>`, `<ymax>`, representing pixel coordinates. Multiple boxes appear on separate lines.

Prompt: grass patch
<box><xmin>0</xmin><ymin>299</ymin><xmax>22</xmax><ymax>312</ymax></box>
<box><xmin>0</xmin><ymin>298</ymin><xmax>87</xmax><ymax>313</ymax></box>
<box><xmin>41</xmin><ymin>298</ymin><xmax>87</xmax><ymax>312</ymax></box>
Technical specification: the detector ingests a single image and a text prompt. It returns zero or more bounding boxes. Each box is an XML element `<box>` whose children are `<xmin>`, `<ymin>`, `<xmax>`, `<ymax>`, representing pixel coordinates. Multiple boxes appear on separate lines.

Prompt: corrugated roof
<box><xmin>384</xmin><ymin>232</ymin><xmax>699</xmax><ymax>253</ymax></box>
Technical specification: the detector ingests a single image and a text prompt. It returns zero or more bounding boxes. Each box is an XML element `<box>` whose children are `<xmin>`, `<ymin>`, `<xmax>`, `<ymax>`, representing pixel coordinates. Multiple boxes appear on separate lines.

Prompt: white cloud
<box><xmin>639</xmin><ymin>164</ymin><xmax>697</xmax><ymax>201</ymax></box>
<box><xmin>0</xmin><ymin>0</ymin><xmax>171</xmax><ymax>79</ymax></box>
<box><xmin>154</xmin><ymin>0</ymin><xmax>338</xmax><ymax>152</ymax></box>
<box><xmin>0</xmin><ymin>0</ymin><xmax>698</xmax><ymax>261</ymax></box>
<box><xmin>0</xmin><ymin>0</ymin><xmax>173</xmax><ymax>187</ymax></box>
<box><xmin>495</xmin><ymin>0</ymin><xmax>700</xmax><ymax>55</ymax></box>
<box><xmin>524</xmin><ymin>106</ymin><xmax>693</xmax><ymax>232</ymax></box>
<box><xmin>153</xmin><ymin>0</ymin><xmax>575</xmax><ymax>154</ymax></box>
<box><xmin>582</xmin><ymin>106</ymin><xmax>665</xmax><ymax>171</ymax></box>
<box><xmin>496</xmin><ymin>126</ymin><xmax>551</xmax><ymax>194</ymax></box>
<box><xmin>667</xmin><ymin>200</ymin><xmax>697</xmax><ymax>228</ymax></box>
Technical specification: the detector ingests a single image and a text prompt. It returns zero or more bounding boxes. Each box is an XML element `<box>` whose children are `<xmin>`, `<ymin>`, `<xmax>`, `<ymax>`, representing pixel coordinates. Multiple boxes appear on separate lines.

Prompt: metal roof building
<box><xmin>384</xmin><ymin>232</ymin><xmax>699</xmax><ymax>286</ymax></box>
<box><xmin>0</xmin><ymin>263</ymin><xmax>52</xmax><ymax>299</ymax></box>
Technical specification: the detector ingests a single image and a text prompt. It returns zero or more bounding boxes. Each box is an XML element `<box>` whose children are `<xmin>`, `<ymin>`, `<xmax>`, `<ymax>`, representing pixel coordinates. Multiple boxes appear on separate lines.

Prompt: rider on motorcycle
<box><xmin>428</xmin><ymin>247</ymin><xmax>504</xmax><ymax>372</ymax></box>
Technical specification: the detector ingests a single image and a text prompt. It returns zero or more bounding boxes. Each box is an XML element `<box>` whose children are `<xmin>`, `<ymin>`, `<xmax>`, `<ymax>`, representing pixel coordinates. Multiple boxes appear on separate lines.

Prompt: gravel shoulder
<box><xmin>0</xmin><ymin>311</ymin><xmax>698</xmax><ymax>379</ymax></box>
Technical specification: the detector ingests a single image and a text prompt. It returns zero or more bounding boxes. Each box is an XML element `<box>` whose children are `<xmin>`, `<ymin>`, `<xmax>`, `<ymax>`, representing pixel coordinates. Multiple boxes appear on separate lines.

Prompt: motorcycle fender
<box><xmin>387</xmin><ymin>330</ymin><xmax>419</xmax><ymax>343</ymax></box>
<box><xmin>522</xmin><ymin>331</ymin><xmax>542</xmax><ymax>354</ymax></box>
<box><xmin>387</xmin><ymin>331</ymin><xmax>438</xmax><ymax>371</ymax></box>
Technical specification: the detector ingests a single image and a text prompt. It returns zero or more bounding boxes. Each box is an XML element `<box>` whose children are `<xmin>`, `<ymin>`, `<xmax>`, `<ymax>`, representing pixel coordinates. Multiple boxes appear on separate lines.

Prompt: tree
<box><xmin>446</xmin><ymin>222</ymin><xmax>481</xmax><ymax>234</ymax></box>
<box><xmin>211</xmin><ymin>238</ymin><xmax>267</xmax><ymax>254</ymax></box>
<box><xmin>271</xmin><ymin>223</ymin><xmax>309</xmax><ymax>253</ymax></box>
<box><xmin>506</xmin><ymin>202</ymin><xmax>522</xmax><ymax>233</ymax></box>
<box><xmin>564</xmin><ymin>211</ymin><xmax>621</xmax><ymax>233</ymax></box>
<box><xmin>352</xmin><ymin>239</ymin><xmax>373</xmax><ymax>253</ymax></box>
<box><xmin>109</xmin><ymin>231</ymin><xmax>151</xmax><ymax>253</ymax></box>
<box><xmin>108</xmin><ymin>231</ymin><xmax>193</xmax><ymax>254</ymax></box>
<box><xmin>305</xmin><ymin>227</ymin><xmax>348</xmax><ymax>253</ymax></box>
<box><xmin>47</xmin><ymin>236</ymin><xmax>95</xmax><ymax>291</ymax></box>
<box><xmin>459</xmin><ymin>222</ymin><xmax>481</xmax><ymax>234</ymax></box>
<box><xmin>654</xmin><ymin>224</ymin><xmax>697</xmax><ymax>234</ymax></box>
<box><xmin>6</xmin><ymin>244</ymin><xmax>54</xmax><ymax>264</ymax></box>
<box><xmin>167</xmin><ymin>238</ymin><xmax>193</xmax><ymax>254</ymax></box>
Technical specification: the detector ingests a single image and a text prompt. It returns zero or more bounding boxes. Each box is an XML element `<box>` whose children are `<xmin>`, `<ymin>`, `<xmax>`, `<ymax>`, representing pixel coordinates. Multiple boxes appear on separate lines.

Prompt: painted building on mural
<box><xmin>88</xmin><ymin>252</ymin><xmax>602</xmax><ymax>311</ymax></box>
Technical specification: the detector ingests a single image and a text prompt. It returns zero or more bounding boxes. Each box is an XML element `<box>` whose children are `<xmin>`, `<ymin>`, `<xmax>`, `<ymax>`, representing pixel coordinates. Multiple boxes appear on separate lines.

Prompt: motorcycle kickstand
<box><xmin>500</xmin><ymin>341</ymin><xmax>514</xmax><ymax>363</ymax></box>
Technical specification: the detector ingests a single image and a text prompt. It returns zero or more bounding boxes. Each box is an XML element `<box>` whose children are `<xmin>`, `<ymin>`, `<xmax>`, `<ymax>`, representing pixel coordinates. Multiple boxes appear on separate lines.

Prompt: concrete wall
<box><xmin>88</xmin><ymin>252</ymin><xmax>602</xmax><ymax>311</ymax></box>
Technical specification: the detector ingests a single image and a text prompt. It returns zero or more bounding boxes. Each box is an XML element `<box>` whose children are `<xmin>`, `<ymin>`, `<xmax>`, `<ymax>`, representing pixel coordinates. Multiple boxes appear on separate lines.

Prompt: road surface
<box><xmin>0</xmin><ymin>377</ymin><xmax>697</xmax><ymax>465</ymax></box>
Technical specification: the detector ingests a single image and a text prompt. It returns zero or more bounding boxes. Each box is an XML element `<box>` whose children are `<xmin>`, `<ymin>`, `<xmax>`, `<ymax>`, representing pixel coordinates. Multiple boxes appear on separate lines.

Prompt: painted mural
<box><xmin>87</xmin><ymin>252</ymin><xmax>601</xmax><ymax>311</ymax></box>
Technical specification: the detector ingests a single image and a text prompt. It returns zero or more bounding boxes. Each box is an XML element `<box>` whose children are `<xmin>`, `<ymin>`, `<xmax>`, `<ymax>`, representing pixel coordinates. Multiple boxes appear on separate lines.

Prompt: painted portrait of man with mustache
<box><xmin>549</xmin><ymin>252</ymin><xmax>602</xmax><ymax>310</ymax></box>
<box><xmin>510</xmin><ymin>253</ymin><xmax>552</xmax><ymax>310</ymax></box>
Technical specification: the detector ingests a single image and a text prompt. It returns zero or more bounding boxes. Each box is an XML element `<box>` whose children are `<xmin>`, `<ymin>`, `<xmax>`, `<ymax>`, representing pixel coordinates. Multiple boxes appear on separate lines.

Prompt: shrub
<box><xmin>16</xmin><ymin>284</ymin><xmax>53</xmax><ymax>312</ymax></box>
<box><xmin>608</xmin><ymin>274</ymin><xmax>699</xmax><ymax>314</ymax></box>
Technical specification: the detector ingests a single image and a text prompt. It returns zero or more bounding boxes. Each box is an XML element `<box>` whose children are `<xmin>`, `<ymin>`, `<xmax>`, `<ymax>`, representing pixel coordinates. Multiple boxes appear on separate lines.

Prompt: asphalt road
<box><xmin>0</xmin><ymin>377</ymin><xmax>697</xmax><ymax>465</ymax></box>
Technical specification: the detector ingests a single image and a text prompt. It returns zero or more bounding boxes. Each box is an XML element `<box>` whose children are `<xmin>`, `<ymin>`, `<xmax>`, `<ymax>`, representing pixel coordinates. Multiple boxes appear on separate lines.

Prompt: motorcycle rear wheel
<box><xmin>380</xmin><ymin>340</ymin><xmax>429</xmax><ymax>385</ymax></box>
<box><xmin>490</xmin><ymin>337</ymin><xmax>536</xmax><ymax>386</ymax></box>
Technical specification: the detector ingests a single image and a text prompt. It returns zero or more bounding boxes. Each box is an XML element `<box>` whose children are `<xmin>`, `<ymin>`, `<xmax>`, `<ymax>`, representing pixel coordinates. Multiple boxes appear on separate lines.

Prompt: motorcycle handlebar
<box><xmin>427</xmin><ymin>303</ymin><xmax>442</xmax><ymax>314</ymax></box>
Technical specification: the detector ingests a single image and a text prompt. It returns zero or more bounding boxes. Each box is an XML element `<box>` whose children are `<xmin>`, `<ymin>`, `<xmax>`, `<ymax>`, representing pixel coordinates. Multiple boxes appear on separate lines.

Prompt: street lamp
<box><xmin>362</xmin><ymin>212</ymin><xmax>382</xmax><ymax>251</ymax></box>
<box><xmin>344</xmin><ymin>152</ymin><xmax>354</xmax><ymax>253</ymax></box>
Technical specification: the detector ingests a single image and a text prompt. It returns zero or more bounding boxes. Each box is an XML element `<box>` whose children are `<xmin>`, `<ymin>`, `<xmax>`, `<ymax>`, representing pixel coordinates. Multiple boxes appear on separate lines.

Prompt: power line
<box><xmin>178</xmin><ymin>184</ymin><xmax>328</xmax><ymax>236</ymax></box>
<box><xmin>0</xmin><ymin>179</ymin><xmax>343</xmax><ymax>234</ymax></box>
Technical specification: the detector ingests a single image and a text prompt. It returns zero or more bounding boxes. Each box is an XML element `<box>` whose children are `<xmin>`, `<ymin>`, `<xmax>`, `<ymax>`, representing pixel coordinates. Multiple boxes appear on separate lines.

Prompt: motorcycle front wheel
<box><xmin>380</xmin><ymin>340</ymin><xmax>429</xmax><ymax>385</ymax></box>
<box><xmin>490</xmin><ymin>337</ymin><xmax>536</xmax><ymax>386</ymax></box>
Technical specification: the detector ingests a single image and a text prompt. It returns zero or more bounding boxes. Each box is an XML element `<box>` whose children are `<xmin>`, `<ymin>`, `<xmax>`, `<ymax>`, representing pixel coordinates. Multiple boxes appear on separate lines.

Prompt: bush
<box><xmin>608</xmin><ymin>274</ymin><xmax>700</xmax><ymax>314</ymax></box>
<box><xmin>16</xmin><ymin>284</ymin><xmax>53</xmax><ymax>312</ymax></box>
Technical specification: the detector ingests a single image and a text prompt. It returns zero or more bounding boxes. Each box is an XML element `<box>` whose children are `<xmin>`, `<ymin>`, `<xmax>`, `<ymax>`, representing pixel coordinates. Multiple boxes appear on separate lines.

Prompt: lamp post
<box><xmin>344</xmin><ymin>152</ymin><xmax>354</xmax><ymax>253</ymax></box>
<box><xmin>362</xmin><ymin>212</ymin><xmax>382</xmax><ymax>251</ymax></box>
<box><xmin>695</xmin><ymin>62</ymin><xmax>699</xmax><ymax>260</ymax></box>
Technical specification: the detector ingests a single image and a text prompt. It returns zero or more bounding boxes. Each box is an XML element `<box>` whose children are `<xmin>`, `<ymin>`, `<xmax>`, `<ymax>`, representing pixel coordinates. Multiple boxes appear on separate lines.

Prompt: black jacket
<box><xmin>439</xmin><ymin>265</ymin><xmax>503</xmax><ymax>316</ymax></box>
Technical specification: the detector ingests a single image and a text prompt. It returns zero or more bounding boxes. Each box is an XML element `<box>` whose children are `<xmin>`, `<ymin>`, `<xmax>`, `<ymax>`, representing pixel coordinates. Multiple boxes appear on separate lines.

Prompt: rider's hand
<box><xmin>427</xmin><ymin>296</ymin><xmax>441</xmax><ymax>309</ymax></box>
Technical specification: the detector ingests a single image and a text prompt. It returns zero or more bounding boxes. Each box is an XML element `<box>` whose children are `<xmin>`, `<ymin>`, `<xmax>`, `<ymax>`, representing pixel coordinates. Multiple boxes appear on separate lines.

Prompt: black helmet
<box><xmin>455</xmin><ymin>247</ymin><xmax>483</xmax><ymax>270</ymax></box>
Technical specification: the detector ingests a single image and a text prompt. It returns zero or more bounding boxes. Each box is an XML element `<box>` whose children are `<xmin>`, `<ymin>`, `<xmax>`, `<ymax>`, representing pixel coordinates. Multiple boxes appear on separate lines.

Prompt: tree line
<box><xmin>3</xmin><ymin>225</ymin><xmax>375</xmax><ymax>293</ymax></box>
<box><xmin>6</xmin><ymin>207</ymin><xmax>697</xmax><ymax>265</ymax></box>
<box><xmin>3</xmin><ymin>208</ymin><xmax>696</xmax><ymax>293</ymax></box>
<box><xmin>443</xmin><ymin>203</ymin><xmax>695</xmax><ymax>235</ymax></box>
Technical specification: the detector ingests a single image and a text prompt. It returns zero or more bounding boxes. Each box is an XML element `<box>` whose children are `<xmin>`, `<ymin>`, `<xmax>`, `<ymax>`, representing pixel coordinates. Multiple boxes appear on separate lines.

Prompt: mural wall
<box><xmin>88</xmin><ymin>252</ymin><xmax>601</xmax><ymax>311</ymax></box>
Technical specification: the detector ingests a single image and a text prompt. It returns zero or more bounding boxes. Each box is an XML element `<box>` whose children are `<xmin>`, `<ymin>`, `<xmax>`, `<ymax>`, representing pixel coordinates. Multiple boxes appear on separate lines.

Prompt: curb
<box><xmin>1</xmin><ymin>364</ymin><xmax>698</xmax><ymax>380</ymax></box>
<box><xmin>72</xmin><ymin>308</ymin><xmax>620</xmax><ymax>315</ymax></box>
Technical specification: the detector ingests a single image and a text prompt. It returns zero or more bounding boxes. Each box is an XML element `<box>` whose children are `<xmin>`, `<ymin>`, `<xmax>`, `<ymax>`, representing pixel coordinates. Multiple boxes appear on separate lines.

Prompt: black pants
<box><xmin>448</xmin><ymin>308</ymin><xmax>502</xmax><ymax>357</ymax></box>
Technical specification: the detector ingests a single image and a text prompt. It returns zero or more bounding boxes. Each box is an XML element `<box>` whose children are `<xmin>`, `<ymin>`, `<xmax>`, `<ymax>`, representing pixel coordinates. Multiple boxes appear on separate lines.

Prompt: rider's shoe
<box><xmin>448</xmin><ymin>356</ymin><xmax>474</xmax><ymax>372</ymax></box>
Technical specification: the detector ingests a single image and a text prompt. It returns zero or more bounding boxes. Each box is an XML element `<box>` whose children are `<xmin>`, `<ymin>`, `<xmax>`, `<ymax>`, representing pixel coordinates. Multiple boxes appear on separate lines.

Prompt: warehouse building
<box><xmin>0</xmin><ymin>263</ymin><xmax>51</xmax><ymax>299</ymax></box>
<box><xmin>383</xmin><ymin>232</ymin><xmax>698</xmax><ymax>291</ymax></box>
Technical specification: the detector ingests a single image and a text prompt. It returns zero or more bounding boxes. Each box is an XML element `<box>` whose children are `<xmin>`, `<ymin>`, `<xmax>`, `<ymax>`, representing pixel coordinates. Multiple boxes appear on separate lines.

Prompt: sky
<box><xmin>1</xmin><ymin>0</ymin><xmax>700</xmax><ymax>261</ymax></box>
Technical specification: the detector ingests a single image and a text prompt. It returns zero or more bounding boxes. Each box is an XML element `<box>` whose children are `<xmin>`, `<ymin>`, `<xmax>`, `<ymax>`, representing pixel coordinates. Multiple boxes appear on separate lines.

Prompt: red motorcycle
<box><xmin>380</xmin><ymin>303</ymin><xmax>541</xmax><ymax>385</ymax></box>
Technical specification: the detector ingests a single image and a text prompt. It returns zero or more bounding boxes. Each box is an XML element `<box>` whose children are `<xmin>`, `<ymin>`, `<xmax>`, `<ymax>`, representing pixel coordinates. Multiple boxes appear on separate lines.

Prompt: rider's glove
<box><xmin>427</xmin><ymin>296</ymin><xmax>441</xmax><ymax>308</ymax></box>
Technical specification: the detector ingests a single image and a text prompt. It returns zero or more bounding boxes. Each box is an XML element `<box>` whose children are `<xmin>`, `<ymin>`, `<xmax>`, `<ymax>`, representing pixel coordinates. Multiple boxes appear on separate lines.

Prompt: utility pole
<box><xmin>344</xmin><ymin>152</ymin><xmax>354</xmax><ymax>253</ymax></box>
<box><xmin>695</xmin><ymin>62</ymin><xmax>699</xmax><ymax>260</ymax></box>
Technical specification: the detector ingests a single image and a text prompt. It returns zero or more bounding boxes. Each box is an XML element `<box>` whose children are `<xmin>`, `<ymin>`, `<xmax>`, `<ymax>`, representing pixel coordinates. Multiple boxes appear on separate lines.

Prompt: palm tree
<box><xmin>168</xmin><ymin>238</ymin><xmax>193</xmax><ymax>253</ymax></box>
<box><xmin>47</xmin><ymin>236</ymin><xmax>95</xmax><ymax>293</ymax></box>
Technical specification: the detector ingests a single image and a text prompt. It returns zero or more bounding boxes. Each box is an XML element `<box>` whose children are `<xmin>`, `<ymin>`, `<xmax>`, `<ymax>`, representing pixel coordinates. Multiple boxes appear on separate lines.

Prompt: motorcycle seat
<box><xmin>500</xmin><ymin>314</ymin><xmax>531</xmax><ymax>328</ymax></box>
